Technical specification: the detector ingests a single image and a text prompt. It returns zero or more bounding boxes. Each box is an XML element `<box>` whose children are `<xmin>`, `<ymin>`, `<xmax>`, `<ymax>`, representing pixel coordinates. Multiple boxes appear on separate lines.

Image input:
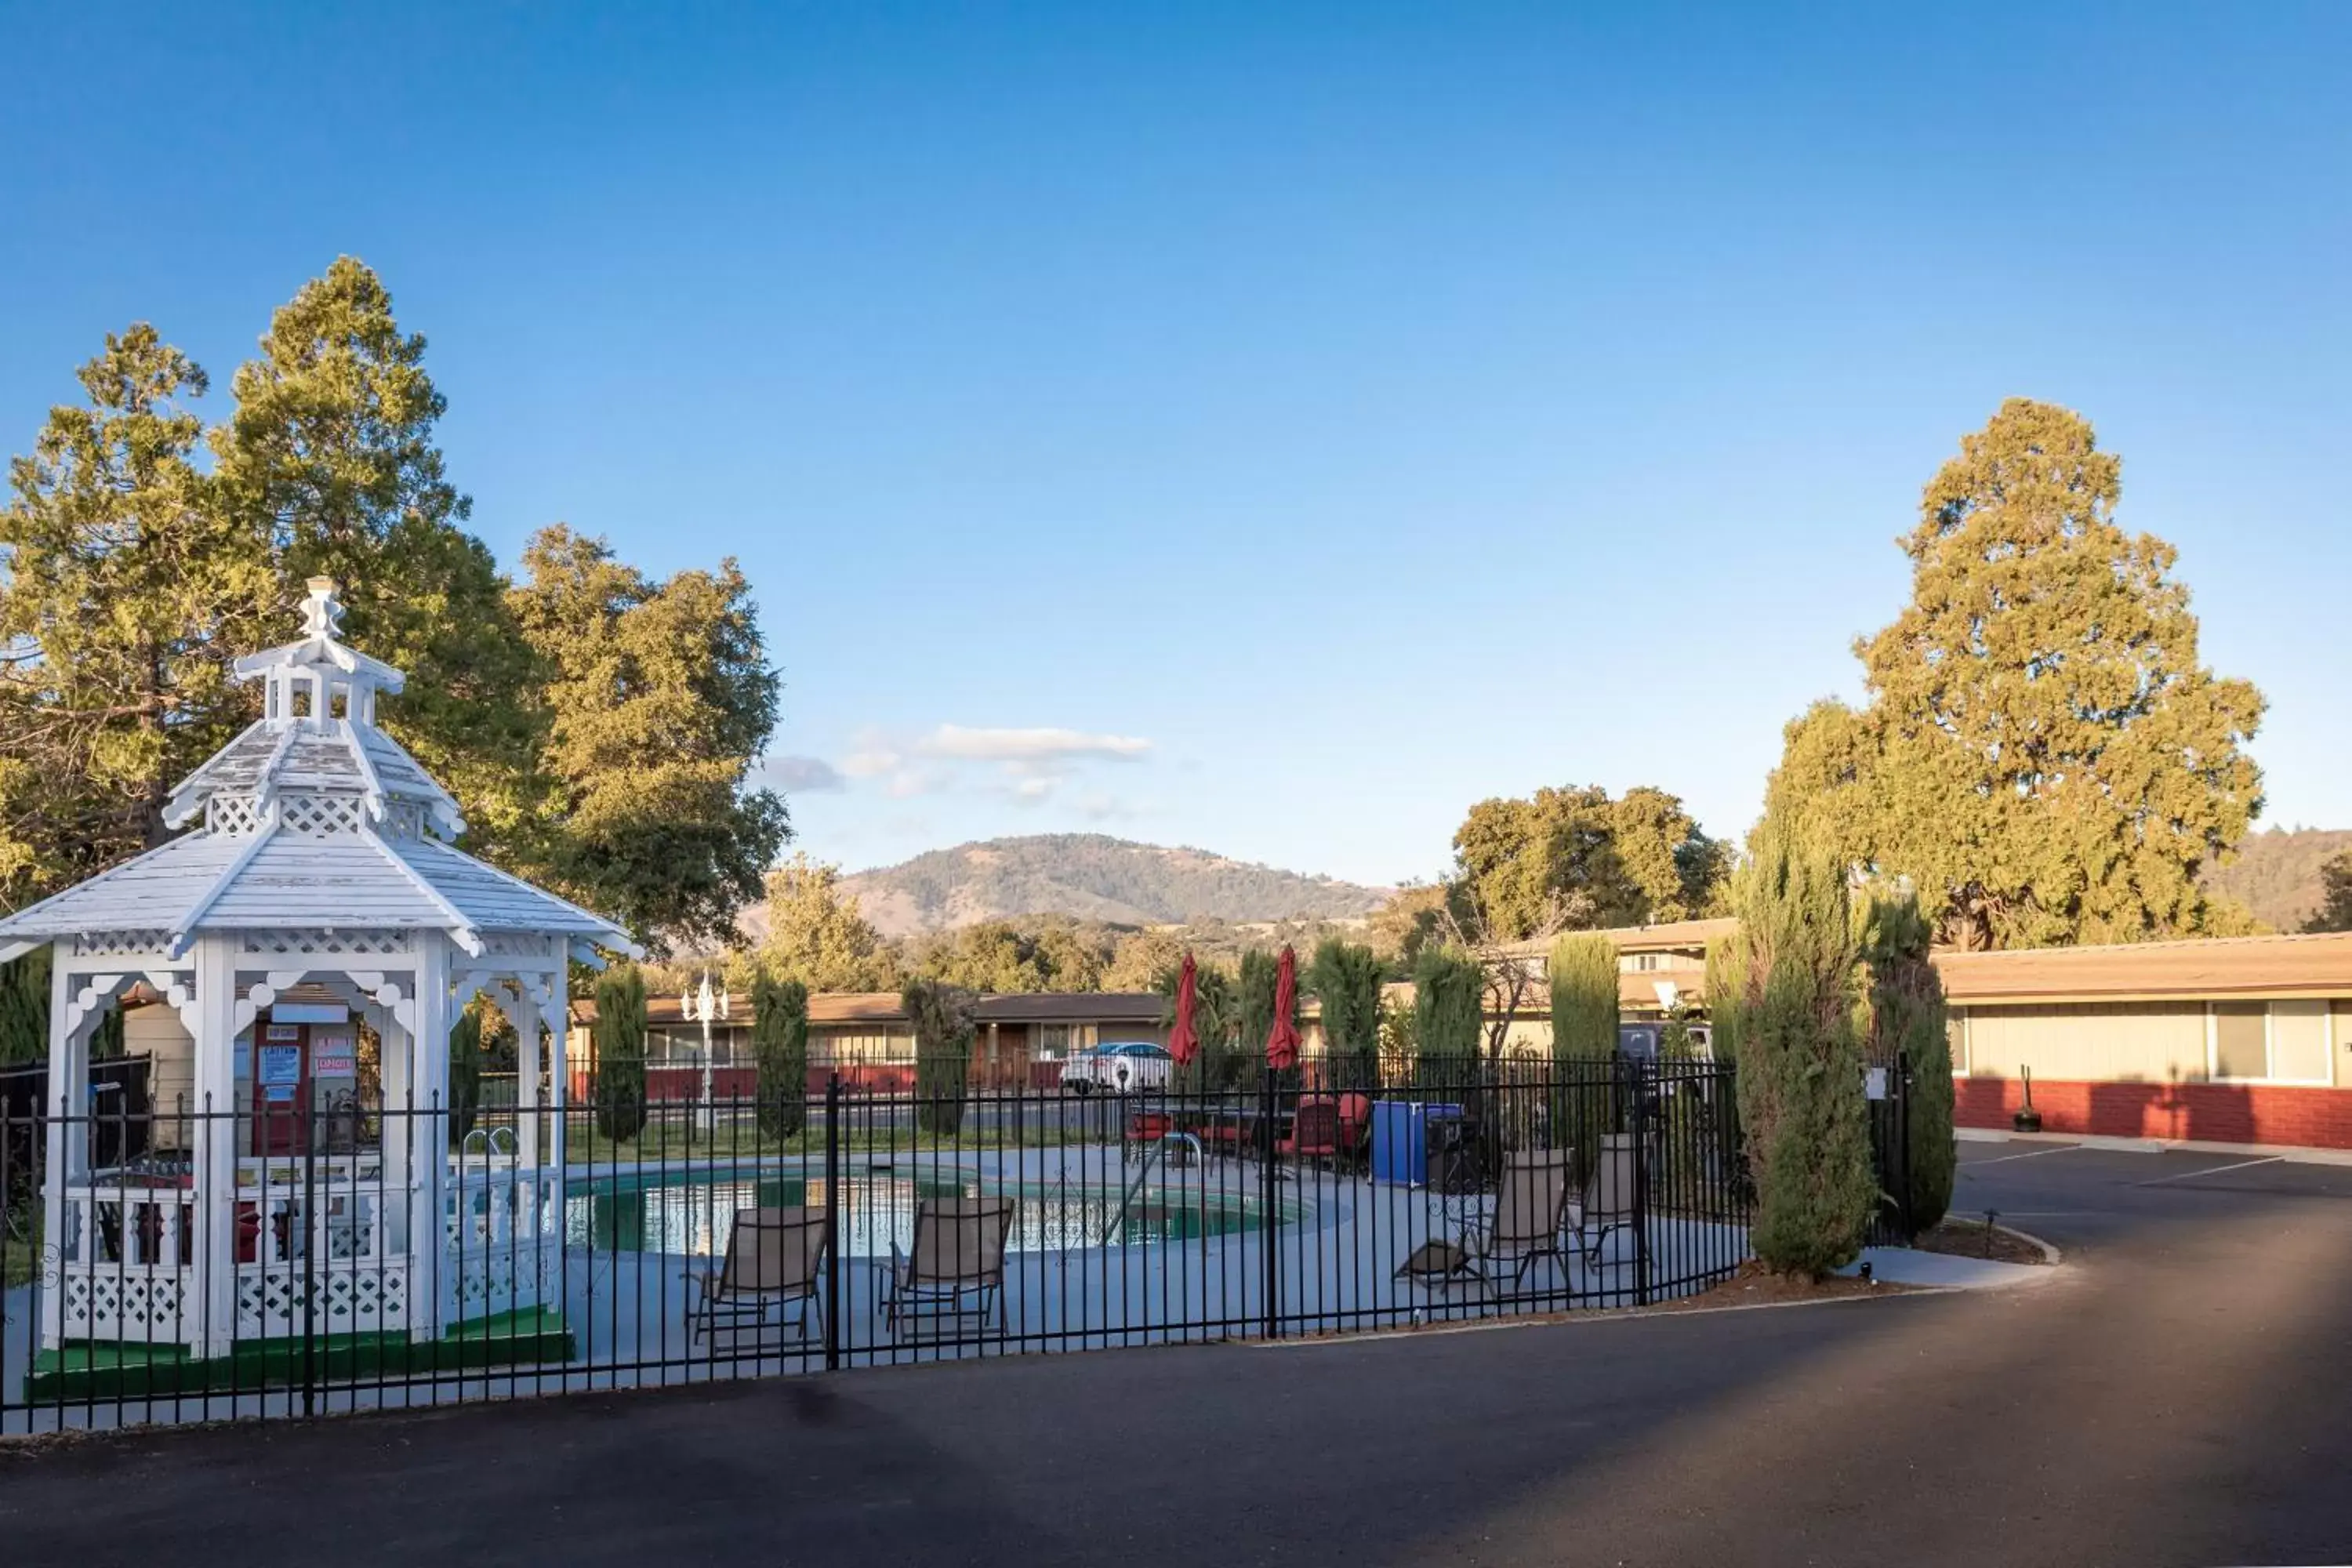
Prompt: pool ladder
<box><xmin>1109</xmin><ymin>1131</ymin><xmax>1203</xmax><ymax>1243</ymax></box>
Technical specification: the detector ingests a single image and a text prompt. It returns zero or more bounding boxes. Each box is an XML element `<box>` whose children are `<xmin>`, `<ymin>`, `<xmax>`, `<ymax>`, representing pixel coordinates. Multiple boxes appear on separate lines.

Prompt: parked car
<box><xmin>1059</xmin><ymin>1040</ymin><xmax>1174</xmax><ymax>1094</ymax></box>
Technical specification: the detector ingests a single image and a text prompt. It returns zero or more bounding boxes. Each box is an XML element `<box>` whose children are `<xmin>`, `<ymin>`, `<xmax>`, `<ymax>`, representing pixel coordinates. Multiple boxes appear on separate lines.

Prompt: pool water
<box><xmin>565</xmin><ymin>1167</ymin><xmax>1266</xmax><ymax>1258</ymax></box>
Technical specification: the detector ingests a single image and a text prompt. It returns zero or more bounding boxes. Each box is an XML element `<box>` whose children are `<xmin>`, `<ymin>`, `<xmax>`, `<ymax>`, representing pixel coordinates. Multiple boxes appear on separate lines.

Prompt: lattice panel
<box><xmin>236</xmin><ymin>1263</ymin><xmax>410</xmax><ymax>1338</ymax></box>
<box><xmin>278</xmin><ymin>793</ymin><xmax>367</xmax><ymax>837</ymax></box>
<box><xmin>379</xmin><ymin>800</ymin><xmax>429</xmax><ymax>840</ymax></box>
<box><xmin>206</xmin><ymin>794</ymin><xmax>267</xmax><ymax>836</ymax></box>
<box><xmin>71</xmin><ymin>929</ymin><xmax>172</xmax><ymax>957</ymax></box>
<box><xmin>450</xmin><ymin>1243</ymin><xmax>554</xmax><ymax>1318</ymax></box>
<box><xmin>60</xmin><ymin>1265</ymin><xmax>191</xmax><ymax>1338</ymax></box>
<box><xmin>240</xmin><ymin>929</ymin><xmax>412</xmax><ymax>956</ymax></box>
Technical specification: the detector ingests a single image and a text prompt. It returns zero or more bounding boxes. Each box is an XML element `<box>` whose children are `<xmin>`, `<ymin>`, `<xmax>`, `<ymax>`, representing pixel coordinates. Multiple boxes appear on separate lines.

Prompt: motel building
<box><xmin>1504</xmin><ymin>922</ymin><xmax>2352</xmax><ymax>1151</ymax></box>
<box><xmin>0</xmin><ymin>581</ymin><xmax>636</xmax><ymax>1390</ymax></box>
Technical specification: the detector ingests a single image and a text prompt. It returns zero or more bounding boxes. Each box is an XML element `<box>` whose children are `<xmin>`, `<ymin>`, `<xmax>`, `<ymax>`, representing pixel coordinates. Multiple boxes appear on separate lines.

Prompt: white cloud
<box><xmin>839</xmin><ymin>727</ymin><xmax>903</xmax><ymax>779</ymax></box>
<box><xmin>916</xmin><ymin>725</ymin><xmax>1152</xmax><ymax>764</ymax></box>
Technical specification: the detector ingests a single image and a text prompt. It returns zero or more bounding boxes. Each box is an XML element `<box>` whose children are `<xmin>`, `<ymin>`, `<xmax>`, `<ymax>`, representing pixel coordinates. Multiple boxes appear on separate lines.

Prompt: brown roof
<box><xmin>1499</xmin><ymin>918</ymin><xmax>1737</xmax><ymax>962</ymax></box>
<box><xmin>972</xmin><ymin>993</ymin><xmax>1164</xmax><ymax>1025</ymax></box>
<box><xmin>1933</xmin><ymin>932</ymin><xmax>2352</xmax><ymax>1005</ymax></box>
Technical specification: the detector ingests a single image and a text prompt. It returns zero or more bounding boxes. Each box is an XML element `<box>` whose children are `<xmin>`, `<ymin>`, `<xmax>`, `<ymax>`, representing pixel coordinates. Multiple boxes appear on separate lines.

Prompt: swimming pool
<box><xmin>564</xmin><ymin>1166</ymin><xmax>1273</xmax><ymax>1258</ymax></box>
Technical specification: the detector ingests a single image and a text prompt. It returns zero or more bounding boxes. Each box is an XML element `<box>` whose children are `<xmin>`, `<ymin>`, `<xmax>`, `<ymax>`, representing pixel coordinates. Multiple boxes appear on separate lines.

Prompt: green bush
<box><xmin>1718</xmin><ymin>815</ymin><xmax>1875</xmax><ymax>1279</ymax></box>
<box><xmin>1859</xmin><ymin>886</ymin><xmax>1956</xmax><ymax>1236</ymax></box>
<box><xmin>0</xmin><ymin>949</ymin><xmax>43</xmax><ymax>1068</ymax></box>
<box><xmin>904</xmin><ymin>979</ymin><xmax>977</xmax><ymax>1136</ymax></box>
<box><xmin>753</xmin><ymin>971</ymin><xmax>811</xmax><ymax>1139</ymax></box>
<box><xmin>1308</xmin><ymin>938</ymin><xmax>1384</xmax><ymax>1091</ymax></box>
<box><xmin>1412</xmin><ymin>946</ymin><xmax>1483</xmax><ymax>1090</ymax></box>
<box><xmin>592</xmin><ymin>964</ymin><xmax>649</xmax><ymax>1144</ymax></box>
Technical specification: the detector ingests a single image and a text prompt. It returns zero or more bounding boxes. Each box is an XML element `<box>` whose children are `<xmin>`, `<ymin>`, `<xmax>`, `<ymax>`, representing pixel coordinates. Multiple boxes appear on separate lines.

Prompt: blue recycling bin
<box><xmin>1370</xmin><ymin>1100</ymin><xmax>1465</xmax><ymax>1186</ymax></box>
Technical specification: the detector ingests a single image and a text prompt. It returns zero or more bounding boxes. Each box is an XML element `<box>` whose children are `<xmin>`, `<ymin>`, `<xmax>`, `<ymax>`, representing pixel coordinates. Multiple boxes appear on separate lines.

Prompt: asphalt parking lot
<box><xmin>5</xmin><ymin>1134</ymin><xmax>2350</xmax><ymax>1567</ymax></box>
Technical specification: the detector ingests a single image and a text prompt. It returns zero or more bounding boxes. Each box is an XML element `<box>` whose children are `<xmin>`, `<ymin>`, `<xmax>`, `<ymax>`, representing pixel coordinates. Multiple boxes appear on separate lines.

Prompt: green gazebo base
<box><xmin>24</xmin><ymin>1305</ymin><xmax>575</xmax><ymax>1404</ymax></box>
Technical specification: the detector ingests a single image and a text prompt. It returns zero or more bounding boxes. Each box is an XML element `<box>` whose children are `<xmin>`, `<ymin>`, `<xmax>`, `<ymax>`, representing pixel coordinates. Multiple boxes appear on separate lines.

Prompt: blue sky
<box><xmin>3</xmin><ymin>3</ymin><xmax>2346</xmax><ymax>887</ymax></box>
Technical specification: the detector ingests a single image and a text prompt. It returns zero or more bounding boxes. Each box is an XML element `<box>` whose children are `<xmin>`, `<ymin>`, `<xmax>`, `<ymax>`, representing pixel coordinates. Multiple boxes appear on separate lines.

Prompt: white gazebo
<box><xmin>0</xmin><ymin>579</ymin><xmax>637</xmax><ymax>1367</ymax></box>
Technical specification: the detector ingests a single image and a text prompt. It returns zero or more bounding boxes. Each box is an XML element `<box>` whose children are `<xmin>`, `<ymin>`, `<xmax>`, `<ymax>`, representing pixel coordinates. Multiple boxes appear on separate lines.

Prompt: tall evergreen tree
<box><xmin>2305</xmin><ymin>852</ymin><xmax>2352</xmax><ymax>934</ymax></box>
<box><xmin>591</xmin><ymin>963</ymin><xmax>649</xmax><ymax>1143</ymax></box>
<box><xmin>1547</xmin><ymin>932</ymin><xmax>1620</xmax><ymax>1180</ymax></box>
<box><xmin>0</xmin><ymin>949</ymin><xmax>49</xmax><ymax>1067</ymax></box>
<box><xmin>0</xmin><ymin>326</ymin><xmax>274</xmax><ymax>906</ymax></box>
<box><xmin>210</xmin><ymin>257</ymin><xmax>543</xmax><ymax>851</ymax></box>
<box><xmin>1715</xmin><ymin>815</ymin><xmax>1875</xmax><ymax>1278</ymax></box>
<box><xmin>1307</xmin><ymin>938</ymin><xmax>1384</xmax><ymax>1091</ymax></box>
<box><xmin>1858</xmin><ymin>885</ymin><xmax>1955</xmax><ymax>1236</ymax></box>
<box><xmin>903</xmin><ymin>979</ymin><xmax>976</xmax><ymax>1136</ymax></box>
<box><xmin>751</xmin><ymin>971</ymin><xmax>810</xmax><ymax>1138</ymax></box>
<box><xmin>1411</xmin><ymin>946</ymin><xmax>1483</xmax><ymax>1087</ymax></box>
<box><xmin>507</xmin><ymin>525</ymin><xmax>789</xmax><ymax>950</ymax></box>
<box><xmin>1769</xmin><ymin>399</ymin><xmax>2265</xmax><ymax>949</ymax></box>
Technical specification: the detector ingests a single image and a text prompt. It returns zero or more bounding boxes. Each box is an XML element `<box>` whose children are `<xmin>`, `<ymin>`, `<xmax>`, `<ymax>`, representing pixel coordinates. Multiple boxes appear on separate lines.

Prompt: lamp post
<box><xmin>682</xmin><ymin>970</ymin><xmax>728</xmax><ymax>1133</ymax></box>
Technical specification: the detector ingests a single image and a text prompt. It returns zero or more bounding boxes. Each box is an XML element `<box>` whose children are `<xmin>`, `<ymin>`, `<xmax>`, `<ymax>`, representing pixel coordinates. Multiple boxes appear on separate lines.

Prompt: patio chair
<box><xmin>1568</xmin><ymin>1133</ymin><xmax>1642</xmax><ymax>1268</ymax></box>
<box><xmin>1276</xmin><ymin>1097</ymin><xmax>1342</xmax><ymax>1167</ymax></box>
<box><xmin>688</xmin><ymin>1206</ymin><xmax>830</xmax><ymax>1349</ymax></box>
<box><xmin>1336</xmin><ymin>1094</ymin><xmax>1374</xmax><ymax>1171</ymax></box>
<box><xmin>1454</xmin><ymin>1148</ymin><xmax>1573</xmax><ymax>1294</ymax></box>
<box><xmin>883</xmin><ymin>1196</ymin><xmax>1016</xmax><ymax>1339</ymax></box>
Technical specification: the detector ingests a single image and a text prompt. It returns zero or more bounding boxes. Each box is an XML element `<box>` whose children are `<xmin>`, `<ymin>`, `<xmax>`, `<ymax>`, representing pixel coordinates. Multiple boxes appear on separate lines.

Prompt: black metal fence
<box><xmin>2</xmin><ymin>1058</ymin><xmax>1752</xmax><ymax>1434</ymax></box>
<box><xmin>1864</xmin><ymin>1061</ymin><xmax>1915</xmax><ymax>1247</ymax></box>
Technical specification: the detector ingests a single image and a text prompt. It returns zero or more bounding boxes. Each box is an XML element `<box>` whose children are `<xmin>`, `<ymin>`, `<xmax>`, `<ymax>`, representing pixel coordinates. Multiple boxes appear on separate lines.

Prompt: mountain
<box><xmin>834</xmin><ymin>834</ymin><xmax>1392</xmax><ymax>938</ymax></box>
<box><xmin>2203</xmin><ymin>827</ymin><xmax>2352</xmax><ymax>932</ymax></box>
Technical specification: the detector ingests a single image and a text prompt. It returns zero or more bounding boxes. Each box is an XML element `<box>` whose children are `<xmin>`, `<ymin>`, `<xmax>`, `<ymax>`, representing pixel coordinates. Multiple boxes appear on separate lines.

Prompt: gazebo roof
<box><xmin>0</xmin><ymin>579</ymin><xmax>636</xmax><ymax>963</ymax></box>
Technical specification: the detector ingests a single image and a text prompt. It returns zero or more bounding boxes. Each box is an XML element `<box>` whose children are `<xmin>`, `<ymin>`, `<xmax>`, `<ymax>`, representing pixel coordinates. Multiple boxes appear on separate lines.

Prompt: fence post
<box><xmin>1260</xmin><ymin>1062</ymin><xmax>1279</xmax><ymax>1341</ymax></box>
<box><xmin>1633</xmin><ymin>1060</ymin><xmax>1653</xmax><ymax>1308</ymax></box>
<box><xmin>303</xmin><ymin>1102</ymin><xmax>318</xmax><ymax>1418</ymax></box>
<box><xmin>822</xmin><ymin>1073</ymin><xmax>841</xmax><ymax>1372</ymax></box>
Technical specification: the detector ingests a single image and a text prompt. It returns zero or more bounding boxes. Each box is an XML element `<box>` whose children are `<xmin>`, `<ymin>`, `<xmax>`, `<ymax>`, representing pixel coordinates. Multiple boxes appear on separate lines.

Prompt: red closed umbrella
<box><xmin>1168</xmin><ymin>951</ymin><xmax>1200</xmax><ymax>1067</ymax></box>
<box><xmin>1266</xmin><ymin>945</ymin><xmax>1302</xmax><ymax>1072</ymax></box>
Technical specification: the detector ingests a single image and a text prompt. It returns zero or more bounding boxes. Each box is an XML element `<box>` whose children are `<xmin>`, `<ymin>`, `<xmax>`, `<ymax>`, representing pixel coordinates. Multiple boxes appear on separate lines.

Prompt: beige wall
<box><xmin>1956</xmin><ymin>1000</ymin><xmax>2347</xmax><ymax>1087</ymax></box>
<box><xmin>124</xmin><ymin>1002</ymin><xmax>196</xmax><ymax>1149</ymax></box>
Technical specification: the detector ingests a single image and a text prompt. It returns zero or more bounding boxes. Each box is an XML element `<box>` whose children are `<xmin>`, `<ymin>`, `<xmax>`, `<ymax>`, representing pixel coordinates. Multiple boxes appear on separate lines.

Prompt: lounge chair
<box><xmin>883</xmin><ymin>1196</ymin><xmax>1015</xmax><ymax>1339</ymax></box>
<box><xmin>1457</xmin><ymin>1148</ymin><xmax>1573</xmax><ymax>1294</ymax></box>
<box><xmin>1568</xmin><ymin>1133</ymin><xmax>1642</xmax><ymax>1267</ymax></box>
<box><xmin>688</xmin><ymin>1206</ymin><xmax>830</xmax><ymax>1349</ymax></box>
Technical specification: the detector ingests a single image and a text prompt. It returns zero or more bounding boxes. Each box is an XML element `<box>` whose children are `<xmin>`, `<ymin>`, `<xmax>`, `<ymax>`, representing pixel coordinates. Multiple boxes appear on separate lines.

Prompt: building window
<box><xmin>2211</xmin><ymin>1004</ymin><xmax>2269</xmax><ymax>1080</ymax></box>
<box><xmin>1037</xmin><ymin>1025</ymin><xmax>1073</xmax><ymax>1060</ymax></box>
<box><xmin>1947</xmin><ymin>1009</ymin><xmax>1969</xmax><ymax>1076</ymax></box>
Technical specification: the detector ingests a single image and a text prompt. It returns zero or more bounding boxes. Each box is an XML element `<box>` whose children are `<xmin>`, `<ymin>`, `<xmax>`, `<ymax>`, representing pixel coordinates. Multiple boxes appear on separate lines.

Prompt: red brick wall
<box><xmin>1955</xmin><ymin>1075</ymin><xmax>2352</xmax><ymax>1150</ymax></box>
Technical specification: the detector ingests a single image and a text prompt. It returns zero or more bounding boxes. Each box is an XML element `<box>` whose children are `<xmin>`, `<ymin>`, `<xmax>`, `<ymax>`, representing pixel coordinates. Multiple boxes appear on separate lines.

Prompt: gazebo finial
<box><xmin>299</xmin><ymin>576</ymin><xmax>345</xmax><ymax>641</ymax></box>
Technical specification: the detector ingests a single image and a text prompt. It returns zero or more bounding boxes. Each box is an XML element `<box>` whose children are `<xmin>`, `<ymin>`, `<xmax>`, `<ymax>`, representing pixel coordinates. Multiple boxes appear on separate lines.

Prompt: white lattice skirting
<box><xmin>448</xmin><ymin>1240</ymin><xmax>560</xmax><ymax>1322</ymax></box>
<box><xmin>59</xmin><ymin>1265</ymin><xmax>191</xmax><ymax>1341</ymax></box>
<box><xmin>237</xmin><ymin>1261</ymin><xmax>412</xmax><ymax>1339</ymax></box>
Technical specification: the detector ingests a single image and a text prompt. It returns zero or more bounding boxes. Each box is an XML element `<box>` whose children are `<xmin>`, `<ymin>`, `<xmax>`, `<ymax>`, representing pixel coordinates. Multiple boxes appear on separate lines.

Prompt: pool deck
<box><xmin>4</xmin><ymin>1143</ymin><xmax>1748</xmax><ymax>1432</ymax></box>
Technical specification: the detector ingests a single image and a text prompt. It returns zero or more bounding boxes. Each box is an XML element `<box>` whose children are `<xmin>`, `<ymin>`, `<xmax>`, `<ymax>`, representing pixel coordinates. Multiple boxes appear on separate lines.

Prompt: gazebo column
<box><xmin>191</xmin><ymin>935</ymin><xmax>241</xmax><ymax>1359</ymax></box>
<box><xmin>407</xmin><ymin>934</ymin><xmax>452</xmax><ymax>1342</ymax></box>
<box><xmin>38</xmin><ymin>946</ymin><xmax>72</xmax><ymax>1351</ymax></box>
<box><xmin>510</xmin><ymin>979</ymin><xmax>543</xmax><ymax>1170</ymax></box>
<box><xmin>548</xmin><ymin>964</ymin><xmax>569</xmax><ymax>1181</ymax></box>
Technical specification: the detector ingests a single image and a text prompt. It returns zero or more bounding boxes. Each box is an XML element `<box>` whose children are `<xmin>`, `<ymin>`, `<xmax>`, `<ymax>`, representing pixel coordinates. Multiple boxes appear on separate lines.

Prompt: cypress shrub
<box><xmin>1411</xmin><ymin>946</ymin><xmax>1483</xmax><ymax>1091</ymax></box>
<box><xmin>753</xmin><ymin>971</ymin><xmax>811</xmax><ymax>1139</ymax></box>
<box><xmin>904</xmin><ymin>979</ymin><xmax>977</xmax><ymax>1136</ymax></box>
<box><xmin>1188</xmin><ymin>965</ymin><xmax>1239</xmax><ymax>1093</ymax></box>
<box><xmin>449</xmin><ymin>1005</ymin><xmax>484</xmax><ymax>1145</ymax></box>
<box><xmin>1237</xmin><ymin>948</ymin><xmax>1278</xmax><ymax>1080</ymax></box>
<box><xmin>1</xmin><ymin>949</ymin><xmax>51</xmax><ymax>1067</ymax></box>
<box><xmin>1308</xmin><ymin>938</ymin><xmax>1384</xmax><ymax>1091</ymax></box>
<box><xmin>1859</xmin><ymin>886</ymin><xmax>1956</xmax><ymax>1236</ymax></box>
<box><xmin>1547</xmin><ymin>932</ymin><xmax>1619</xmax><ymax>1179</ymax></box>
<box><xmin>592</xmin><ymin>963</ymin><xmax>649</xmax><ymax>1144</ymax></box>
<box><xmin>1717</xmin><ymin>815</ymin><xmax>1875</xmax><ymax>1279</ymax></box>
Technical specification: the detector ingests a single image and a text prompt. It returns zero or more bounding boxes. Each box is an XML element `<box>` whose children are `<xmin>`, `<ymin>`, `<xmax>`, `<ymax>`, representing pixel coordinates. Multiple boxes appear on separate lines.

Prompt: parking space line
<box><xmin>1964</xmin><ymin>1145</ymin><xmax>2085</xmax><ymax>1167</ymax></box>
<box><xmin>2135</xmin><ymin>1156</ymin><xmax>2284</xmax><ymax>1187</ymax></box>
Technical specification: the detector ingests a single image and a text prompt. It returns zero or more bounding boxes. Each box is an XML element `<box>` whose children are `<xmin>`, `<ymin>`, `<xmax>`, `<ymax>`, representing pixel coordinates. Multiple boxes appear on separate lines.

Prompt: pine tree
<box><xmin>209</xmin><ymin>257</ymin><xmax>543</xmax><ymax>853</ymax></box>
<box><xmin>591</xmin><ymin>964</ymin><xmax>649</xmax><ymax>1144</ymax></box>
<box><xmin>751</xmin><ymin>971</ymin><xmax>810</xmax><ymax>1138</ymax></box>
<box><xmin>0</xmin><ymin>949</ymin><xmax>49</xmax><ymax>1067</ymax></box>
<box><xmin>448</xmin><ymin>1004</ymin><xmax>485</xmax><ymax>1145</ymax></box>
<box><xmin>1858</xmin><ymin>885</ymin><xmax>1955</xmax><ymax>1236</ymax></box>
<box><xmin>1307</xmin><ymin>938</ymin><xmax>1383</xmax><ymax>1091</ymax></box>
<box><xmin>1769</xmin><ymin>398</ymin><xmax>2265</xmax><ymax>949</ymax></box>
<box><xmin>508</xmin><ymin>525</ymin><xmax>789</xmax><ymax>950</ymax></box>
<box><xmin>0</xmin><ymin>325</ymin><xmax>274</xmax><ymax>906</ymax></box>
<box><xmin>1717</xmin><ymin>815</ymin><xmax>1875</xmax><ymax>1278</ymax></box>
